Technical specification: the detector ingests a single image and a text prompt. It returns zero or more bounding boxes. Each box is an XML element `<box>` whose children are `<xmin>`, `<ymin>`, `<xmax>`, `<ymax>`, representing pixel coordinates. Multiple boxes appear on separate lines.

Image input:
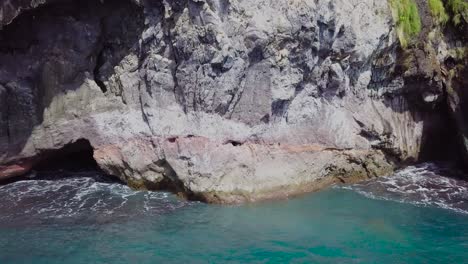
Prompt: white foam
<box><xmin>340</xmin><ymin>163</ymin><xmax>468</xmax><ymax>214</ymax></box>
<box><xmin>0</xmin><ymin>172</ymin><xmax>190</xmax><ymax>221</ymax></box>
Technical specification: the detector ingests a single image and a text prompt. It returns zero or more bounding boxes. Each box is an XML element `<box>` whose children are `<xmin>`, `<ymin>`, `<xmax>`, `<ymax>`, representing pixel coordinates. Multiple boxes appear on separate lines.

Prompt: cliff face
<box><xmin>0</xmin><ymin>0</ymin><xmax>460</xmax><ymax>203</ymax></box>
<box><xmin>399</xmin><ymin>0</ymin><xmax>468</xmax><ymax>165</ymax></box>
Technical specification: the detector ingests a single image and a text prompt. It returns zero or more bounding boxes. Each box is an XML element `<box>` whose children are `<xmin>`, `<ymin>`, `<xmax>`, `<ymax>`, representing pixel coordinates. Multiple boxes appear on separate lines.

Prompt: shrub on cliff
<box><xmin>390</xmin><ymin>0</ymin><xmax>422</xmax><ymax>48</ymax></box>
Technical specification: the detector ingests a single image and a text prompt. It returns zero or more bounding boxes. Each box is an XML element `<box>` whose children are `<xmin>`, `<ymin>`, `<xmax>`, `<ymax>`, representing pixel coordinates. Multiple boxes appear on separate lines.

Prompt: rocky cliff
<box><xmin>0</xmin><ymin>0</ymin><xmax>465</xmax><ymax>203</ymax></box>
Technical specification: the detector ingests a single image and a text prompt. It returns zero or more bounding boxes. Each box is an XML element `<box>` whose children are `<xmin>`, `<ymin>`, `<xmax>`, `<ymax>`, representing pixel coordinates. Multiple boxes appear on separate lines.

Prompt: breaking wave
<box><xmin>341</xmin><ymin>163</ymin><xmax>468</xmax><ymax>214</ymax></box>
<box><xmin>1</xmin><ymin>163</ymin><xmax>466</xmax><ymax>228</ymax></box>
<box><xmin>0</xmin><ymin>171</ymin><xmax>193</xmax><ymax>225</ymax></box>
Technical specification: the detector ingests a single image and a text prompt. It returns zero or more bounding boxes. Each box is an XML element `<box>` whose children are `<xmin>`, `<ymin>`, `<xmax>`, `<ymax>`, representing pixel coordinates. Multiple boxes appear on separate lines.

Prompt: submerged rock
<box><xmin>0</xmin><ymin>0</ymin><xmax>463</xmax><ymax>202</ymax></box>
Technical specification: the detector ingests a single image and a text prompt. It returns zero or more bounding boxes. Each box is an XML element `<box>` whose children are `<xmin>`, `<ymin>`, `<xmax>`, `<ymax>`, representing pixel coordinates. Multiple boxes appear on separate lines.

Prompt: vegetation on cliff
<box><xmin>390</xmin><ymin>0</ymin><xmax>467</xmax><ymax>47</ymax></box>
<box><xmin>429</xmin><ymin>0</ymin><xmax>449</xmax><ymax>25</ymax></box>
<box><xmin>446</xmin><ymin>0</ymin><xmax>468</xmax><ymax>25</ymax></box>
<box><xmin>428</xmin><ymin>0</ymin><xmax>468</xmax><ymax>26</ymax></box>
<box><xmin>390</xmin><ymin>0</ymin><xmax>422</xmax><ymax>48</ymax></box>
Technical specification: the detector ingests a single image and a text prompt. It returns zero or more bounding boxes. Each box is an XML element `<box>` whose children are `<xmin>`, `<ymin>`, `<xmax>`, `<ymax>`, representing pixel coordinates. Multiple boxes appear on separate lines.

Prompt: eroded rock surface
<box><xmin>0</xmin><ymin>0</ymin><xmax>457</xmax><ymax>202</ymax></box>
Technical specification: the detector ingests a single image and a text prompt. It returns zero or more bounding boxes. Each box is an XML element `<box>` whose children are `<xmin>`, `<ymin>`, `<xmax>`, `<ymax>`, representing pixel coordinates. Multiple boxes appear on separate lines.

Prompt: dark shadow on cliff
<box><xmin>0</xmin><ymin>0</ymin><xmax>144</xmax><ymax>165</ymax></box>
<box><xmin>446</xmin><ymin>65</ymin><xmax>468</xmax><ymax>174</ymax></box>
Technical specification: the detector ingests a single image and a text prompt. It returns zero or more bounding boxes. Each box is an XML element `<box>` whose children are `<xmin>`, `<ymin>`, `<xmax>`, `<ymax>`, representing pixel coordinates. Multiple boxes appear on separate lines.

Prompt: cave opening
<box><xmin>30</xmin><ymin>138</ymin><xmax>120</xmax><ymax>182</ymax></box>
<box><xmin>33</xmin><ymin>139</ymin><xmax>98</xmax><ymax>172</ymax></box>
<box><xmin>0</xmin><ymin>138</ymin><xmax>121</xmax><ymax>185</ymax></box>
<box><xmin>418</xmin><ymin>93</ymin><xmax>462</xmax><ymax>166</ymax></box>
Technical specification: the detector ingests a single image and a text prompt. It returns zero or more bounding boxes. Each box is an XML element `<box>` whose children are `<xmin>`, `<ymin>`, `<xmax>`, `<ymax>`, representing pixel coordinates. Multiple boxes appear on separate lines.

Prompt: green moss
<box><xmin>390</xmin><ymin>0</ymin><xmax>422</xmax><ymax>48</ymax></box>
<box><xmin>447</xmin><ymin>0</ymin><xmax>468</xmax><ymax>26</ymax></box>
<box><xmin>429</xmin><ymin>0</ymin><xmax>449</xmax><ymax>25</ymax></box>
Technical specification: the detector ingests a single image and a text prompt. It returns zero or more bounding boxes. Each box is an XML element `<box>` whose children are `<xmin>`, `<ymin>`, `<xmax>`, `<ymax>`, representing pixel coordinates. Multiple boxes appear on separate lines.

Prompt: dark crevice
<box><xmin>260</xmin><ymin>114</ymin><xmax>270</xmax><ymax>123</ymax></box>
<box><xmin>224</xmin><ymin>140</ymin><xmax>243</xmax><ymax>146</ymax></box>
<box><xmin>248</xmin><ymin>46</ymin><xmax>264</xmax><ymax>64</ymax></box>
<box><xmin>4</xmin><ymin>85</ymin><xmax>11</xmax><ymax>143</ymax></box>
<box><xmin>93</xmin><ymin>46</ymin><xmax>108</xmax><ymax>93</ymax></box>
<box><xmin>226</xmin><ymin>72</ymin><xmax>246</xmax><ymax>118</ymax></box>
<box><xmin>138</xmin><ymin>82</ymin><xmax>155</xmax><ymax>134</ymax></box>
<box><xmin>317</xmin><ymin>20</ymin><xmax>335</xmax><ymax>61</ymax></box>
<box><xmin>358</xmin><ymin>129</ymin><xmax>381</xmax><ymax>142</ymax></box>
<box><xmin>271</xmin><ymin>99</ymin><xmax>290</xmax><ymax>121</ymax></box>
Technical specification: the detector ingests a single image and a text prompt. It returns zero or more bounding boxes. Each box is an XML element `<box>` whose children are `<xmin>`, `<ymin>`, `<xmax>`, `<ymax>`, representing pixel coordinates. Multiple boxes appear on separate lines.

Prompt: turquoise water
<box><xmin>0</xmin><ymin>164</ymin><xmax>467</xmax><ymax>263</ymax></box>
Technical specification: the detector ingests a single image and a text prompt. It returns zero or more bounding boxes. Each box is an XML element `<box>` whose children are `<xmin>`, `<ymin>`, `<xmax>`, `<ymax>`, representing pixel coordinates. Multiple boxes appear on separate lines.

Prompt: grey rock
<box><xmin>0</xmin><ymin>0</ymin><xmax>455</xmax><ymax>202</ymax></box>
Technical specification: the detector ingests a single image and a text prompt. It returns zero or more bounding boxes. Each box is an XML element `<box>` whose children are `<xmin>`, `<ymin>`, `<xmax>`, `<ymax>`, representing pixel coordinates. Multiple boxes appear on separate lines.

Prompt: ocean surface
<box><xmin>0</xmin><ymin>163</ymin><xmax>467</xmax><ymax>263</ymax></box>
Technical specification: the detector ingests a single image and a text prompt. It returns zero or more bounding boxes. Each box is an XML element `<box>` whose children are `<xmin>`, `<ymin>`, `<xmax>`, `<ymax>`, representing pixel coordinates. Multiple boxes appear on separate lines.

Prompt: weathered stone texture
<box><xmin>0</xmin><ymin>0</ymin><xmax>456</xmax><ymax>202</ymax></box>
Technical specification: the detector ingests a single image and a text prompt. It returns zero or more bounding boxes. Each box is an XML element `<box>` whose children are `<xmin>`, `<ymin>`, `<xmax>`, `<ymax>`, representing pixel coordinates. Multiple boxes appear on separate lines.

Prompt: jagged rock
<box><xmin>0</xmin><ymin>0</ymin><xmax>457</xmax><ymax>202</ymax></box>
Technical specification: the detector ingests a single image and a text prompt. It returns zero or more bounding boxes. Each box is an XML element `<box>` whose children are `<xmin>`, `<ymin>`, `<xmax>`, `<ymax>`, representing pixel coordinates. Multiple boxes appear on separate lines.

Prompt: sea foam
<box><xmin>340</xmin><ymin>163</ymin><xmax>468</xmax><ymax>214</ymax></box>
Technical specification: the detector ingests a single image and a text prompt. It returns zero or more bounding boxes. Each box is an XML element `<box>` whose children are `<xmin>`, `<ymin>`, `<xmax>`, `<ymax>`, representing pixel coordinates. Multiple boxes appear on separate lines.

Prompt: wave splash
<box><xmin>0</xmin><ymin>171</ymin><xmax>192</xmax><ymax>225</ymax></box>
<box><xmin>1</xmin><ymin>163</ymin><xmax>466</xmax><ymax>226</ymax></box>
<box><xmin>341</xmin><ymin>163</ymin><xmax>468</xmax><ymax>214</ymax></box>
